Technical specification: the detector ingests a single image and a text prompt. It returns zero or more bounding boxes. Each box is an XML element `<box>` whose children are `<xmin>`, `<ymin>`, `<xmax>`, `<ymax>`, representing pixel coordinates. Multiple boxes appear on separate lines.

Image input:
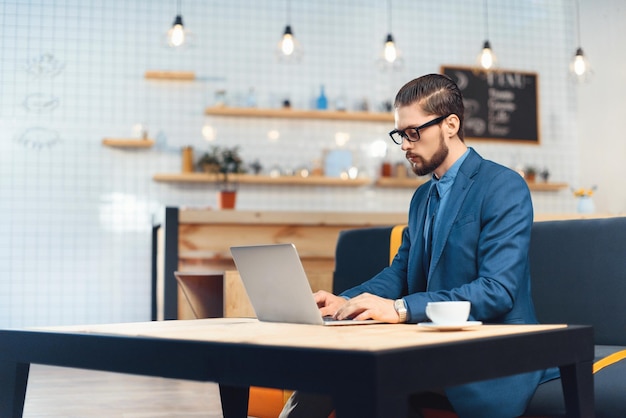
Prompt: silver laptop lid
<box><xmin>230</xmin><ymin>243</ymin><xmax>325</xmax><ymax>325</ymax></box>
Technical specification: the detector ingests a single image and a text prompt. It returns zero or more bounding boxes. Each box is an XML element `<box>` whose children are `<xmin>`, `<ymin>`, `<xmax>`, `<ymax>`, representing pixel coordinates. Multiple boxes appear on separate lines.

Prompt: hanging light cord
<box><xmin>387</xmin><ymin>0</ymin><xmax>392</xmax><ymax>33</ymax></box>
<box><xmin>176</xmin><ymin>0</ymin><xmax>182</xmax><ymax>16</ymax></box>
<box><xmin>575</xmin><ymin>0</ymin><xmax>581</xmax><ymax>47</ymax></box>
<box><xmin>286</xmin><ymin>0</ymin><xmax>291</xmax><ymax>24</ymax></box>
<box><xmin>484</xmin><ymin>0</ymin><xmax>490</xmax><ymax>40</ymax></box>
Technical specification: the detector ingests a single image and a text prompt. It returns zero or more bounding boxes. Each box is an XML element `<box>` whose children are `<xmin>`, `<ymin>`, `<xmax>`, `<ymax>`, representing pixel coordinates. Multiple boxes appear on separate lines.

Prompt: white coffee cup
<box><xmin>425</xmin><ymin>301</ymin><xmax>471</xmax><ymax>325</ymax></box>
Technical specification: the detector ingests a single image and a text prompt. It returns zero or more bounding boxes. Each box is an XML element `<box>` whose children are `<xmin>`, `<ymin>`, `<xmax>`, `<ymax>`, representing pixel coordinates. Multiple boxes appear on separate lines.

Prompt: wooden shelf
<box><xmin>179</xmin><ymin>210</ymin><xmax>408</xmax><ymax>226</ymax></box>
<box><xmin>153</xmin><ymin>173</ymin><xmax>371</xmax><ymax>187</ymax></box>
<box><xmin>102</xmin><ymin>138</ymin><xmax>155</xmax><ymax>148</ymax></box>
<box><xmin>527</xmin><ymin>182</ymin><xmax>568</xmax><ymax>191</ymax></box>
<box><xmin>144</xmin><ymin>70</ymin><xmax>196</xmax><ymax>81</ymax></box>
<box><xmin>204</xmin><ymin>106</ymin><xmax>394</xmax><ymax>122</ymax></box>
<box><xmin>152</xmin><ymin>173</ymin><xmax>568</xmax><ymax>192</ymax></box>
<box><xmin>375</xmin><ymin>177</ymin><xmax>428</xmax><ymax>189</ymax></box>
<box><xmin>374</xmin><ymin>179</ymin><xmax>567</xmax><ymax>191</ymax></box>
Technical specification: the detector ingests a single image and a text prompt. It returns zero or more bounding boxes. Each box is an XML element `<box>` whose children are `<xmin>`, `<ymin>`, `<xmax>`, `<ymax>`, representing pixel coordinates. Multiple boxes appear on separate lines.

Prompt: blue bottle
<box><xmin>316</xmin><ymin>85</ymin><xmax>328</xmax><ymax>110</ymax></box>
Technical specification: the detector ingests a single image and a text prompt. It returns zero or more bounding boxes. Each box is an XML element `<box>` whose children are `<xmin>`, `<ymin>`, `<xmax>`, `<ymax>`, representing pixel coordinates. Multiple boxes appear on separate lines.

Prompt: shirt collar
<box><xmin>431</xmin><ymin>148</ymin><xmax>470</xmax><ymax>197</ymax></box>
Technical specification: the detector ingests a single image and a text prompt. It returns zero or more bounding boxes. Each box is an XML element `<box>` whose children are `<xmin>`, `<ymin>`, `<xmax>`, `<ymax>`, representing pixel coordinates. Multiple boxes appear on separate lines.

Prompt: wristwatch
<box><xmin>394</xmin><ymin>298</ymin><xmax>408</xmax><ymax>323</ymax></box>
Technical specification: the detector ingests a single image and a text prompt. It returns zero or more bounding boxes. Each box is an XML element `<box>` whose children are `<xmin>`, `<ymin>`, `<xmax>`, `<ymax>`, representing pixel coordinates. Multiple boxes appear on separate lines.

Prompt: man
<box><xmin>280</xmin><ymin>74</ymin><xmax>555</xmax><ymax>418</ymax></box>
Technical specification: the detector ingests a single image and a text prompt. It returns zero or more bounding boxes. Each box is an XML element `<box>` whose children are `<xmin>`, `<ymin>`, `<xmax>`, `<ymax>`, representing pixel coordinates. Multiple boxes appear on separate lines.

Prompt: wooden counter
<box><xmin>154</xmin><ymin>208</ymin><xmax>408</xmax><ymax>320</ymax></box>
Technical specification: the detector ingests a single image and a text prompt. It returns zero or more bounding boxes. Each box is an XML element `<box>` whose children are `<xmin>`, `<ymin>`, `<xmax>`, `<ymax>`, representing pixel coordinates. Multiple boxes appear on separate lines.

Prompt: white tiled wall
<box><xmin>0</xmin><ymin>0</ymin><xmax>583</xmax><ymax>327</ymax></box>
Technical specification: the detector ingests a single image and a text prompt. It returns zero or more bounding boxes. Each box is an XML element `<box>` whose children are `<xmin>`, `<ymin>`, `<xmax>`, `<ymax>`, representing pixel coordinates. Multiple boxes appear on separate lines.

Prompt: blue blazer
<box><xmin>342</xmin><ymin>149</ymin><xmax>551</xmax><ymax>417</ymax></box>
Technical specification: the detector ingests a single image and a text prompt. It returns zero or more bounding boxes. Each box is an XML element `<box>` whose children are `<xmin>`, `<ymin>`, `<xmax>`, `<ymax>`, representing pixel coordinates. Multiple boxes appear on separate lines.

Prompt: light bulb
<box><xmin>202</xmin><ymin>124</ymin><xmax>216</xmax><ymax>141</ymax></box>
<box><xmin>571</xmin><ymin>48</ymin><xmax>588</xmax><ymax>76</ymax></box>
<box><xmin>279</xmin><ymin>25</ymin><xmax>297</xmax><ymax>56</ymax></box>
<box><xmin>267</xmin><ymin>129</ymin><xmax>280</xmax><ymax>142</ymax></box>
<box><xmin>167</xmin><ymin>15</ymin><xmax>185</xmax><ymax>47</ymax></box>
<box><xmin>573</xmin><ymin>55</ymin><xmax>586</xmax><ymax>75</ymax></box>
<box><xmin>276</xmin><ymin>25</ymin><xmax>301</xmax><ymax>62</ymax></box>
<box><xmin>480</xmin><ymin>49</ymin><xmax>493</xmax><ymax>69</ymax></box>
<box><xmin>281</xmin><ymin>34</ymin><xmax>295</xmax><ymax>56</ymax></box>
<box><xmin>169</xmin><ymin>25</ymin><xmax>185</xmax><ymax>46</ymax></box>
<box><xmin>334</xmin><ymin>132</ymin><xmax>350</xmax><ymax>147</ymax></box>
<box><xmin>569</xmin><ymin>48</ymin><xmax>592</xmax><ymax>82</ymax></box>
<box><xmin>384</xmin><ymin>42</ymin><xmax>397</xmax><ymax>63</ymax></box>
<box><xmin>383</xmin><ymin>34</ymin><xmax>398</xmax><ymax>63</ymax></box>
<box><xmin>478</xmin><ymin>41</ymin><xmax>497</xmax><ymax>70</ymax></box>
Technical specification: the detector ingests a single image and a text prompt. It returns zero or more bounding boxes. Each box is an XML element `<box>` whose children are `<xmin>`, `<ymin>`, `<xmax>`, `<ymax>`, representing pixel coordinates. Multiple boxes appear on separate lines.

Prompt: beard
<box><xmin>408</xmin><ymin>132</ymin><xmax>449</xmax><ymax>176</ymax></box>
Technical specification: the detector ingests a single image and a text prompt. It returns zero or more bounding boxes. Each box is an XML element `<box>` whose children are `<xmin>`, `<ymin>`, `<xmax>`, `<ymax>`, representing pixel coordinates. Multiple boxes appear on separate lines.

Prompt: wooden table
<box><xmin>0</xmin><ymin>319</ymin><xmax>593</xmax><ymax>418</ymax></box>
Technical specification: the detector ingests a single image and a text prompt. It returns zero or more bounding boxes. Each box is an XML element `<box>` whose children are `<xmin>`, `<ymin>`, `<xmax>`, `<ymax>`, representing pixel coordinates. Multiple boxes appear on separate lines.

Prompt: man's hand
<box><xmin>314</xmin><ymin>290</ymin><xmax>348</xmax><ymax>318</ymax></box>
<box><xmin>333</xmin><ymin>292</ymin><xmax>402</xmax><ymax>323</ymax></box>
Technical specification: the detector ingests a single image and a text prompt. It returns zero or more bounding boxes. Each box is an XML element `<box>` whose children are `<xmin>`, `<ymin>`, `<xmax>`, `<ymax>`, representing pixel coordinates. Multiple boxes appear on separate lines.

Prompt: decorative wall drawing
<box><xmin>16</xmin><ymin>127</ymin><xmax>60</xmax><ymax>149</ymax></box>
<box><xmin>20</xmin><ymin>53</ymin><xmax>65</xmax><ymax>149</ymax></box>
<box><xmin>23</xmin><ymin>93</ymin><xmax>60</xmax><ymax>113</ymax></box>
<box><xmin>24</xmin><ymin>53</ymin><xmax>65</xmax><ymax>78</ymax></box>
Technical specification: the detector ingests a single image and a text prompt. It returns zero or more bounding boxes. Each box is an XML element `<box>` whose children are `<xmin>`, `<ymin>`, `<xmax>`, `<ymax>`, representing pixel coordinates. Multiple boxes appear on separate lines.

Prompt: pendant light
<box><xmin>378</xmin><ymin>0</ymin><xmax>403</xmax><ymax>71</ymax></box>
<box><xmin>570</xmin><ymin>0</ymin><xmax>592</xmax><ymax>82</ymax></box>
<box><xmin>277</xmin><ymin>0</ymin><xmax>302</xmax><ymax>62</ymax></box>
<box><xmin>477</xmin><ymin>0</ymin><xmax>497</xmax><ymax>70</ymax></box>
<box><xmin>166</xmin><ymin>0</ymin><xmax>192</xmax><ymax>48</ymax></box>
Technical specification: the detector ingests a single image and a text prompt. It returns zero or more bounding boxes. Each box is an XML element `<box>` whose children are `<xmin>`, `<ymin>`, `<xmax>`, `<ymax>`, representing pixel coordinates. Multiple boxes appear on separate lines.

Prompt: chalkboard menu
<box><xmin>441</xmin><ymin>66</ymin><xmax>539</xmax><ymax>143</ymax></box>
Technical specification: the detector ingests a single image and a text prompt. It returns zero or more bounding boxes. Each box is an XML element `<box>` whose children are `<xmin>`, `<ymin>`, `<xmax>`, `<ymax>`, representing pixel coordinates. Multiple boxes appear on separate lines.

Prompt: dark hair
<box><xmin>394</xmin><ymin>74</ymin><xmax>465</xmax><ymax>141</ymax></box>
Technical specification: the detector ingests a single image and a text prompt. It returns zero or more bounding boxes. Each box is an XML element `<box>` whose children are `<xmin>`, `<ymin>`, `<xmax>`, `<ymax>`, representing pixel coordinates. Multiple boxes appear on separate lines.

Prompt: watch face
<box><xmin>394</xmin><ymin>299</ymin><xmax>407</xmax><ymax>322</ymax></box>
<box><xmin>395</xmin><ymin>299</ymin><xmax>406</xmax><ymax>313</ymax></box>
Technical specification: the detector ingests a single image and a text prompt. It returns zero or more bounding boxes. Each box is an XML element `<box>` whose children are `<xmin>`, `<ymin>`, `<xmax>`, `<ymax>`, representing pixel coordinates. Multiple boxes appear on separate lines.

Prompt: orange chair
<box><xmin>247</xmin><ymin>387</ymin><xmax>294</xmax><ymax>418</ymax></box>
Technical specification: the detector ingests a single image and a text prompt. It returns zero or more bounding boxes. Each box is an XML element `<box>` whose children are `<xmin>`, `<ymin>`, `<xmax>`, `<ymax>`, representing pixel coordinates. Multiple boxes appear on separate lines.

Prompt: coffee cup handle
<box><xmin>425</xmin><ymin>304</ymin><xmax>432</xmax><ymax>321</ymax></box>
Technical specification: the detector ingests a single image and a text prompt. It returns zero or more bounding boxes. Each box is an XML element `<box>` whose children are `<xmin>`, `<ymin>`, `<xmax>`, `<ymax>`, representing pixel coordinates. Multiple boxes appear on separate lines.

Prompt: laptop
<box><xmin>230</xmin><ymin>243</ymin><xmax>383</xmax><ymax>326</ymax></box>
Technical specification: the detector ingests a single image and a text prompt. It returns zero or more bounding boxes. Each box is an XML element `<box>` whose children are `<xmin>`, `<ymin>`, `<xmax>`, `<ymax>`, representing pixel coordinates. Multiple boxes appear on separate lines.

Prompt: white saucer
<box><xmin>417</xmin><ymin>321</ymin><xmax>482</xmax><ymax>331</ymax></box>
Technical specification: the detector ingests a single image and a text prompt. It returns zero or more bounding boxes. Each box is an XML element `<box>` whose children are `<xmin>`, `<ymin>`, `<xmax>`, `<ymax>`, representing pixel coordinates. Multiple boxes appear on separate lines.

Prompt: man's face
<box><xmin>394</xmin><ymin>103</ymin><xmax>449</xmax><ymax>177</ymax></box>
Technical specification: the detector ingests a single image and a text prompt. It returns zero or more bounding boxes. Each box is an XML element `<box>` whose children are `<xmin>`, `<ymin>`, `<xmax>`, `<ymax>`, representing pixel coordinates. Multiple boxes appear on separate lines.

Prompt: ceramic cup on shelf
<box><xmin>425</xmin><ymin>301</ymin><xmax>471</xmax><ymax>325</ymax></box>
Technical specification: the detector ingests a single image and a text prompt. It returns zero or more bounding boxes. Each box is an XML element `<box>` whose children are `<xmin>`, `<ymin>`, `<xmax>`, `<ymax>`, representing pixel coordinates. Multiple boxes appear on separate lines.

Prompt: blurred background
<box><xmin>1</xmin><ymin>0</ymin><xmax>624</xmax><ymax>328</ymax></box>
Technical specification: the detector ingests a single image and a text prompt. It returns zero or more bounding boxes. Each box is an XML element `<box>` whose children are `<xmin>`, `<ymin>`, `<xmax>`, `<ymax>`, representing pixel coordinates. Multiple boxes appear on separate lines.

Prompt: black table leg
<box><xmin>219</xmin><ymin>384</ymin><xmax>249</xmax><ymax>418</ymax></box>
<box><xmin>0</xmin><ymin>361</ymin><xmax>30</xmax><ymax>418</ymax></box>
<box><xmin>334</xmin><ymin>393</ymin><xmax>407</xmax><ymax>418</ymax></box>
<box><xmin>560</xmin><ymin>360</ymin><xmax>594</xmax><ymax>418</ymax></box>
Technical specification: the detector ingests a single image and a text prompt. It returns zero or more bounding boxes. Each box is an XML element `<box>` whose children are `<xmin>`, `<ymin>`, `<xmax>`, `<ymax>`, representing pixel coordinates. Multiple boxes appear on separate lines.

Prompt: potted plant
<box><xmin>523</xmin><ymin>166</ymin><xmax>537</xmax><ymax>183</ymax></box>
<box><xmin>572</xmin><ymin>185</ymin><xmax>597</xmax><ymax>214</ymax></box>
<box><xmin>197</xmin><ymin>146</ymin><xmax>221</xmax><ymax>174</ymax></box>
<box><xmin>219</xmin><ymin>146</ymin><xmax>245</xmax><ymax>188</ymax></box>
<box><xmin>198</xmin><ymin>146</ymin><xmax>246</xmax><ymax>209</ymax></box>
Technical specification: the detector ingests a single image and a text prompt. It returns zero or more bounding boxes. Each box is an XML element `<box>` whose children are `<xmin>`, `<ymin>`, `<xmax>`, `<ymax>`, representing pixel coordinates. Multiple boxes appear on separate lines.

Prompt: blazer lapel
<box><xmin>427</xmin><ymin>150</ymin><xmax>481</xmax><ymax>282</ymax></box>
<box><xmin>407</xmin><ymin>181</ymin><xmax>431</xmax><ymax>294</ymax></box>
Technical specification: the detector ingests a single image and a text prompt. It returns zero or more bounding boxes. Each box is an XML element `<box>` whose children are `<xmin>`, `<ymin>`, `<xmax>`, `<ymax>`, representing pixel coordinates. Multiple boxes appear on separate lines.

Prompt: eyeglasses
<box><xmin>388</xmin><ymin>114</ymin><xmax>451</xmax><ymax>145</ymax></box>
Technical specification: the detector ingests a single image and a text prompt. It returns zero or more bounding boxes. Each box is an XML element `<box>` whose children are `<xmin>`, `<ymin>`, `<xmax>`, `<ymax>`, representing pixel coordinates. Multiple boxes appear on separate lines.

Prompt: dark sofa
<box><xmin>525</xmin><ymin>217</ymin><xmax>626</xmax><ymax>417</ymax></box>
<box><xmin>334</xmin><ymin>217</ymin><xmax>626</xmax><ymax>417</ymax></box>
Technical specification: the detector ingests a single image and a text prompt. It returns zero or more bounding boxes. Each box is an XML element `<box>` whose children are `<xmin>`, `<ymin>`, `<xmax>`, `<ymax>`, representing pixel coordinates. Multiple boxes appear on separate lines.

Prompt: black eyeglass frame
<box><xmin>388</xmin><ymin>114</ymin><xmax>452</xmax><ymax>145</ymax></box>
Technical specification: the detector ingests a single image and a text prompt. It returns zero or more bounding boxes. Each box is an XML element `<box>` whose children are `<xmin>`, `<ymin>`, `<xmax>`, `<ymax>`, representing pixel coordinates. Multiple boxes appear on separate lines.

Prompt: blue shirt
<box><xmin>424</xmin><ymin>148</ymin><xmax>471</xmax><ymax>254</ymax></box>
